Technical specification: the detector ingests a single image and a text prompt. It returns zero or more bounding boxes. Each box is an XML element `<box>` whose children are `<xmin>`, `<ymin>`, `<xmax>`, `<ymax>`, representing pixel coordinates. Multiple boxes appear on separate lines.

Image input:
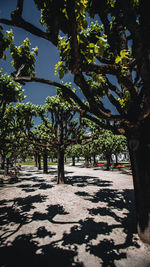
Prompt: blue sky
<box><xmin>1</xmin><ymin>0</ymin><xmax>74</xmax><ymax>105</ymax></box>
<box><xmin>0</xmin><ymin>0</ymin><xmax>118</xmax><ymax>115</ymax></box>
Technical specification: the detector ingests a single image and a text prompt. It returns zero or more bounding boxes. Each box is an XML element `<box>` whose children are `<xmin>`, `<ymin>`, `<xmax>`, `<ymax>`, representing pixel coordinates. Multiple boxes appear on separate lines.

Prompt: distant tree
<box><xmin>98</xmin><ymin>130</ymin><xmax>127</xmax><ymax>170</ymax></box>
<box><xmin>66</xmin><ymin>144</ymin><xmax>83</xmax><ymax>166</ymax></box>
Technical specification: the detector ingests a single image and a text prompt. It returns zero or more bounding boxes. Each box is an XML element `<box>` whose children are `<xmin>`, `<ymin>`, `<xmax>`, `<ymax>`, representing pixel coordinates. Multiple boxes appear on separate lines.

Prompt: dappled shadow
<box><xmin>58</xmin><ymin>189</ymin><xmax>139</xmax><ymax>266</ymax></box>
<box><xmin>0</xmin><ymin>194</ymin><xmax>47</xmax><ymax>227</ymax></box>
<box><xmin>17</xmin><ymin>182</ymin><xmax>53</xmax><ymax>192</ymax></box>
<box><xmin>120</xmin><ymin>168</ymin><xmax>132</xmax><ymax>176</ymax></box>
<box><xmin>32</xmin><ymin>204</ymin><xmax>69</xmax><ymax>223</ymax></box>
<box><xmin>0</xmin><ymin>194</ymin><xmax>82</xmax><ymax>266</ymax></box>
<box><xmin>0</xmin><ymin>167</ymin><xmax>141</xmax><ymax>266</ymax></box>
<box><xmin>66</xmin><ymin>176</ymin><xmax>113</xmax><ymax>187</ymax></box>
<box><xmin>0</xmin><ymin>233</ymin><xmax>84</xmax><ymax>267</ymax></box>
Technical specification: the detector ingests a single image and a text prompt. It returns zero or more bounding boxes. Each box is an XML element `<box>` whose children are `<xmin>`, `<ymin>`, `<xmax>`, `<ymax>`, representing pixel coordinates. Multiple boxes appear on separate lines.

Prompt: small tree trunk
<box><xmin>38</xmin><ymin>154</ymin><xmax>41</xmax><ymax>170</ymax></box>
<box><xmin>93</xmin><ymin>154</ymin><xmax>97</xmax><ymax>166</ymax></box>
<box><xmin>34</xmin><ymin>154</ymin><xmax>38</xmax><ymax>167</ymax></box>
<box><xmin>85</xmin><ymin>156</ymin><xmax>89</xmax><ymax>167</ymax></box>
<box><xmin>4</xmin><ymin>158</ymin><xmax>9</xmax><ymax>175</ymax></box>
<box><xmin>115</xmin><ymin>154</ymin><xmax>118</xmax><ymax>166</ymax></box>
<box><xmin>106</xmin><ymin>154</ymin><xmax>111</xmax><ymax>170</ymax></box>
<box><xmin>72</xmin><ymin>156</ymin><xmax>75</xmax><ymax>166</ymax></box>
<box><xmin>57</xmin><ymin>147</ymin><xmax>65</xmax><ymax>184</ymax></box>
<box><xmin>1</xmin><ymin>155</ymin><xmax>5</xmax><ymax>169</ymax></box>
<box><xmin>43</xmin><ymin>149</ymin><xmax>48</xmax><ymax>174</ymax></box>
<box><xmin>127</xmin><ymin>118</ymin><xmax>150</xmax><ymax>244</ymax></box>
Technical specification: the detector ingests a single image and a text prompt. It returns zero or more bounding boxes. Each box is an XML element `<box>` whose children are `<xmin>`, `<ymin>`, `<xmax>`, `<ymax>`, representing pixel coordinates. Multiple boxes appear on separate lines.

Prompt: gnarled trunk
<box><xmin>127</xmin><ymin>118</ymin><xmax>150</xmax><ymax>244</ymax></box>
<box><xmin>57</xmin><ymin>147</ymin><xmax>65</xmax><ymax>184</ymax></box>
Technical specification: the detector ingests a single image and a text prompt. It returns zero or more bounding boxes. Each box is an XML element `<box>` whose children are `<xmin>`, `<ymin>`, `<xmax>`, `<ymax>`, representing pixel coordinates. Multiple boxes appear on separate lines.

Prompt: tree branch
<box><xmin>83</xmin><ymin>62</ymin><xmax>121</xmax><ymax>75</ymax></box>
<box><xmin>74</xmin><ymin>72</ymin><xmax>122</xmax><ymax>121</ymax></box>
<box><xmin>14</xmin><ymin>76</ymin><xmax>90</xmax><ymax>113</ymax></box>
<box><xmin>0</xmin><ymin>18</ymin><xmax>56</xmax><ymax>44</ymax></box>
<box><xmin>66</xmin><ymin>0</ymin><xmax>81</xmax><ymax>74</ymax></box>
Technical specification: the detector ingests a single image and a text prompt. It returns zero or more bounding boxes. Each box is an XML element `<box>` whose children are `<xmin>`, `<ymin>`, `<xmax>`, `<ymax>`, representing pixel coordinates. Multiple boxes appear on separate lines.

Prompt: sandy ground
<box><xmin>0</xmin><ymin>163</ymin><xmax>150</xmax><ymax>267</ymax></box>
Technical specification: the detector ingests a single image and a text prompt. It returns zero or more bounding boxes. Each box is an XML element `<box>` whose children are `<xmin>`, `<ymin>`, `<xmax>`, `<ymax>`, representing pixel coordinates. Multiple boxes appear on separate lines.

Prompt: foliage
<box><xmin>0</xmin><ymin>27</ymin><xmax>13</xmax><ymax>59</ymax></box>
<box><xmin>0</xmin><ymin>70</ymin><xmax>24</xmax><ymax>105</ymax></box>
<box><xmin>10</xmin><ymin>38</ymin><xmax>38</xmax><ymax>76</ymax></box>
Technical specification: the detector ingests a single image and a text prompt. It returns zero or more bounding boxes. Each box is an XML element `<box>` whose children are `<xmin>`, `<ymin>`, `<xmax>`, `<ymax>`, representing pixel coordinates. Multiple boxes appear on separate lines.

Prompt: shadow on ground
<box><xmin>66</xmin><ymin>175</ymin><xmax>113</xmax><ymax>187</ymax></box>
<box><xmin>0</xmin><ymin>168</ymin><xmax>139</xmax><ymax>267</ymax></box>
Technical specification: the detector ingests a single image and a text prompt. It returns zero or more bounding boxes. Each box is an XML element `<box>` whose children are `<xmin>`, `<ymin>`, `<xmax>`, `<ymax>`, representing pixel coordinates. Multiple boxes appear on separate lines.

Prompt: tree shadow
<box><xmin>0</xmin><ymin>194</ymin><xmax>83</xmax><ymax>267</ymax></box>
<box><xmin>17</xmin><ymin>182</ymin><xmax>53</xmax><ymax>192</ymax></box>
<box><xmin>0</xmin><ymin>233</ymin><xmax>84</xmax><ymax>267</ymax></box>
<box><xmin>0</xmin><ymin>167</ymin><xmax>141</xmax><ymax>267</ymax></box>
<box><xmin>59</xmin><ymin>188</ymin><xmax>139</xmax><ymax>266</ymax></box>
<box><xmin>66</xmin><ymin>176</ymin><xmax>113</xmax><ymax>187</ymax></box>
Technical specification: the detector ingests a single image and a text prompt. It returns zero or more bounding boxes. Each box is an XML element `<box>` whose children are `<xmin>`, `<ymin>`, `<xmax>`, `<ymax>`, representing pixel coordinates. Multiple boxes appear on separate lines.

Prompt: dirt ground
<box><xmin>0</xmin><ymin>163</ymin><xmax>150</xmax><ymax>267</ymax></box>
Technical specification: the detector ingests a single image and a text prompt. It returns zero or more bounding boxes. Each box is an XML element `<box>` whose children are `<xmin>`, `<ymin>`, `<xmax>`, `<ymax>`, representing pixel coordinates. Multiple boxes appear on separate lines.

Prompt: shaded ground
<box><xmin>0</xmin><ymin>164</ymin><xmax>150</xmax><ymax>267</ymax></box>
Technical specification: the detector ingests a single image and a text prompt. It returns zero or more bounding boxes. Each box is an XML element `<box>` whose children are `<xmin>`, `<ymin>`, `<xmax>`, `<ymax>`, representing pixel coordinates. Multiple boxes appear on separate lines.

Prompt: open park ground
<box><xmin>0</xmin><ymin>164</ymin><xmax>150</xmax><ymax>267</ymax></box>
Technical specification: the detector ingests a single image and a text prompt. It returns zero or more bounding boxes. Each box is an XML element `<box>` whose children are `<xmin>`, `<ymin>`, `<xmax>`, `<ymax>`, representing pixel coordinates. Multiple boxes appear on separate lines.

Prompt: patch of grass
<box><xmin>20</xmin><ymin>161</ymin><xmax>71</xmax><ymax>166</ymax></box>
<box><xmin>20</xmin><ymin>161</ymin><xmax>35</xmax><ymax>165</ymax></box>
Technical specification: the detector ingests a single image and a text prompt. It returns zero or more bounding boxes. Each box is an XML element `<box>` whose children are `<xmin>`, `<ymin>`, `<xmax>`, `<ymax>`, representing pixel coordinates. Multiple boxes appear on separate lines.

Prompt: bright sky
<box><xmin>0</xmin><ymin>0</ymin><xmax>76</xmax><ymax>105</ymax></box>
<box><xmin>0</xmin><ymin>0</ymin><xmax>118</xmax><ymax>115</ymax></box>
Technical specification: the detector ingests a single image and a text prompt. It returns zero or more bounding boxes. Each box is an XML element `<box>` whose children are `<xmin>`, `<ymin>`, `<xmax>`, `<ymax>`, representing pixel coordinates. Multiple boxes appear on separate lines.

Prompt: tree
<box><xmin>98</xmin><ymin>130</ymin><xmax>127</xmax><ymax>170</ymax></box>
<box><xmin>1</xmin><ymin>0</ymin><xmax>150</xmax><ymax>243</ymax></box>
<box><xmin>0</xmin><ymin>101</ymin><xmax>38</xmax><ymax>167</ymax></box>
<box><xmin>35</xmin><ymin>93</ymin><xmax>86</xmax><ymax>184</ymax></box>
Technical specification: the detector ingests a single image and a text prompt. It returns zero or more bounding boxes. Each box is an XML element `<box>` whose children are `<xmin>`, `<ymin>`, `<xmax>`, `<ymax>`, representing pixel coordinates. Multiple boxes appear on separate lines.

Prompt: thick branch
<box><xmin>84</xmin><ymin>62</ymin><xmax>121</xmax><ymax>75</ymax></box>
<box><xmin>0</xmin><ymin>18</ymin><xmax>55</xmax><ymax>44</ymax></box>
<box><xmin>74</xmin><ymin>72</ymin><xmax>122</xmax><ymax>121</ymax></box>
<box><xmin>14</xmin><ymin>76</ymin><xmax>90</xmax><ymax>113</ymax></box>
<box><xmin>16</xmin><ymin>0</ymin><xmax>24</xmax><ymax>16</ymax></box>
<box><xmin>66</xmin><ymin>0</ymin><xmax>81</xmax><ymax>74</ymax></box>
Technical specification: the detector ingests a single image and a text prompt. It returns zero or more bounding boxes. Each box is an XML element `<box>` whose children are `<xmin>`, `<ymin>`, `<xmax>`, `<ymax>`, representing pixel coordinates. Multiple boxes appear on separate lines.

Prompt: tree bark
<box><xmin>34</xmin><ymin>154</ymin><xmax>38</xmax><ymax>167</ymax></box>
<box><xmin>127</xmin><ymin>118</ymin><xmax>150</xmax><ymax>244</ymax></box>
<box><xmin>85</xmin><ymin>156</ymin><xmax>89</xmax><ymax>167</ymax></box>
<box><xmin>115</xmin><ymin>153</ymin><xmax>118</xmax><ymax>166</ymax></box>
<box><xmin>72</xmin><ymin>156</ymin><xmax>75</xmax><ymax>166</ymax></box>
<box><xmin>93</xmin><ymin>154</ymin><xmax>97</xmax><ymax>166</ymax></box>
<box><xmin>43</xmin><ymin>149</ymin><xmax>48</xmax><ymax>174</ymax></box>
<box><xmin>106</xmin><ymin>154</ymin><xmax>111</xmax><ymax>170</ymax></box>
<box><xmin>38</xmin><ymin>154</ymin><xmax>41</xmax><ymax>170</ymax></box>
<box><xmin>57</xmin><ymin>147</ymin><xmax>65</xmax><ymax>184</ymax></box>
<box><xmin>1</xmin><ymin>155</ymin><xmax>5</xmax><ymax>169</ymax></box>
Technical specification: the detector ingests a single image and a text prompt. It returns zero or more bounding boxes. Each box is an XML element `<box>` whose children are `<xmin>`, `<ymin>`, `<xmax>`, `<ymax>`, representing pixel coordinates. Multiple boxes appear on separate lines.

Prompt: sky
<box><xmin>0</xmin><ymin>0</ymin><xmax>118</xmax><ymax>115</ymax></box>
<box><xmin>0</xmin><ymin>0</ymin><xmax>75</xmax><ymax>105</ymax></box>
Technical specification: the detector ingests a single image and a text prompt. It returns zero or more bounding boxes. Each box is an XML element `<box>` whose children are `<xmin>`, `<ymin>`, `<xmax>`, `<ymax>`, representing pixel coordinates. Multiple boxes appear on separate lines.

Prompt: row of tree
<box><xmin>0</xmin><ymin>79</ymin><xmax>127</xmax><ymax>183</ymax></box>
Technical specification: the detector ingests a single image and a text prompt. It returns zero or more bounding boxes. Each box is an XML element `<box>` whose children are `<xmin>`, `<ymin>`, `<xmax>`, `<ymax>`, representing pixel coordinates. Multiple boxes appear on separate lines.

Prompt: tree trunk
<box><xmin>4</xmin><ymin>157</ymin><xmax>9</xmax><ymax>175</ymax></box>
<box><xmin>115</xmin><ymin>153</ymin><xmax>118</xmax><ymax>166</ymax></box>
<box><xmin>85</xmin><ymin>156</ymin><xmax>89</xmax><ymax>167</ymax></box>
<box><xmin>34</xmin><ymin>154</ymin><xmax>38</xmax><ymax>167</ymax></box>
<box><xmin>1</xmin><ymin>155</ymin><xmax>5</xmax><ymax>169</ymax></box>
<box><xmin>38</xmin><ymin>154</ymin><xmax>41</xmax><ymax>170</ymax></box>
<box><xmin>127</xmin><ymin>118</ymin><xmax>150</xmax><ymax>244</ymax></box>
<box><xmin>57</xmin><ymin>147</ymin><xmax>65</xmax><ymax>184</ymax></box>
<box><xmin>106</xmin><ymin>154</ymin><xmax>111</xmax><ymax>170</ymax></box>
<box><xmin>93</xmin><ymin>154</ymin><xmax>97</xmax><ymax>166</ymax></box>
<box><xmin>43</xmin><ymin>149</ymin><xmax>48</xmax><ymax>174</ymax></box>
<box><xmin>72</xmin><ymin>156</ymin><xmax>75</xmax><ymax>166</ymax></box>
